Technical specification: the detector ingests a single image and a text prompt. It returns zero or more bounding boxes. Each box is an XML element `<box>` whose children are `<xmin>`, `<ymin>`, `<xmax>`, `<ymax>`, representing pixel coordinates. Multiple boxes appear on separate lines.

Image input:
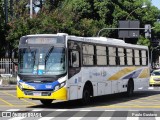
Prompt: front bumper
<box><xmin>149</xmin><ymin>80</ymin><xmax>160</xmax><ymax>86</ymax></box>
<box><xmin>17</xmin><ymin>86</ymin><xmax>67</xmax><ymax>100</ymax></box>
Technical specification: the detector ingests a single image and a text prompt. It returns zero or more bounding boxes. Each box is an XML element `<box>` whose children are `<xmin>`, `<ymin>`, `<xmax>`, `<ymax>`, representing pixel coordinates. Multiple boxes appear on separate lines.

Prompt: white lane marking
<box><xmin>56</xmin><ymin>109</ymin><xmax>69</xmax><ymax>111</ymax></box>
<box><xmin>67</xmin><ymin>109</ymin><xmax>92</xmax><ymax>120</ymax></box>
<box><xmin>126</xmin><ymin>110</ymin><xmax>139</xmax><ymax>120</ymax></box>
<box><xmin>38</xmin><ymin>109</ymin><xmax>68</xmax><ymax>119</ymax></box>
<box><xmin>6</xmin><ymin>109</ymin><xmax>20</xmax><ymax>111</ymax></box>
<box><xmin>38</xmin><ymin>117</ymin><xmax>54</xmax><ymax>120</ymax></box>
<box><xmin>155</xmin><ymin>117</ymin><xmax>160</xmax><ymax>120</ymax></box>
<box><xmin>32</xmin><ymin>109</ymin><xmax>44</xmax><ymax>111</ymax></box>
<box><xmin>97</xmin><ymin>110</ymin><xmax>115</xmax><ymax>120</ymax></box>
<box><xmin>5</xmin><ymin>109</ymin><xmax>25</xmax><ymax>120</ymax></box>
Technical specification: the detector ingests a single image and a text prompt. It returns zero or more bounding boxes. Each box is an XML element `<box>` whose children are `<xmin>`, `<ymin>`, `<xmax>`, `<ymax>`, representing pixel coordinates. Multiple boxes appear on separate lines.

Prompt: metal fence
<box><xmin>0</xmin><ymin>58</ymin><xmax>18</xmax><ymax>77</ymax></box>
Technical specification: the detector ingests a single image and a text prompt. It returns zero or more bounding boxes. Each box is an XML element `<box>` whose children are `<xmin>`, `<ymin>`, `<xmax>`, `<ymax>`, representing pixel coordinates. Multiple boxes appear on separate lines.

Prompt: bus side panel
<box><xmin>92</xmin><ymin>82</ymin><xmax>98</xmax><ymax>96</ymax></box>
<box><xmin>69</xmin><ymin>85</ymin><xmax>78</xmax><ymax>100</ymax></box>
<box><xmin>111</xmin><ymin>81</ymin><xmax>118</xmax><ymax>94</ymax></box>
<box><xmin>67</xmin><ymin>66</ymin><xmax>149</xmax><ymax>100</ymax></box>
<box><xmin>134</xmin><ymin>67</ymin><xmax>150</xmax><ymax>91</ymax></box>
<box><xmin>97</xmin><ymin>83</ymin><xmax>106</xmax><ymax>95</ymax></box>
<box><xmin>105</xmin><ymin>81</ymin><xmax>112</xmax><ymax>95</ymax></box>
<box><xmin>134</xmin><ymin>78</ymin><xmax>149</xmax><ymax>91</ymax></box>
<box><xmin>68</xmin><ymin>72</ymin><xmax>82</xmax><ymax>100</ymax></box>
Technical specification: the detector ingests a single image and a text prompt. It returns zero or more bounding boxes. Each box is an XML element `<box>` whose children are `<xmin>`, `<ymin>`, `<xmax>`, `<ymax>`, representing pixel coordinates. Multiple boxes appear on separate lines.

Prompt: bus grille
<box><xmin>24</xmin><ymin>90</ymin><xmax>52</xmax><ymax>96</ymax></box>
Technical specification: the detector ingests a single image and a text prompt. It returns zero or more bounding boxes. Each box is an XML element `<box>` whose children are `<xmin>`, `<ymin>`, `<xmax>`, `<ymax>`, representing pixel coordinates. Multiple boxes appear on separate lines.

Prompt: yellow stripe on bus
<box><xmin>139</xmin><ymin>68</ymin><xmax>150</xmax><ymax>78</ymax></box>
<box><xmin>108</xmin><ymin>67</ymin><xmax>137</xmax><ymax>80</ymax></box>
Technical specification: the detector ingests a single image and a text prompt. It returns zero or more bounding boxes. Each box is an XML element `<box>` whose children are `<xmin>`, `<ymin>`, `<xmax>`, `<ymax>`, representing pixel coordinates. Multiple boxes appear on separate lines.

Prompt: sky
<box><xmin>151</xmin><ymin>0</ymin><xmax>160</xmax><ymax>9</ymax></box>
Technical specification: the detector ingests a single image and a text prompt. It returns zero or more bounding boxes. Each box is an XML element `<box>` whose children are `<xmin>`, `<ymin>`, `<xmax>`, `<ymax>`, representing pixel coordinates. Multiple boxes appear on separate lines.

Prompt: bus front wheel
<box><xmin>40</xmin><ymin>99</ymin><xmax>53</xmax><ymax>105</ymax></box>
<box><xmin>81</xmin><ymin>85</ymin><xmax>91</xmax><ymax>105</ymax></box>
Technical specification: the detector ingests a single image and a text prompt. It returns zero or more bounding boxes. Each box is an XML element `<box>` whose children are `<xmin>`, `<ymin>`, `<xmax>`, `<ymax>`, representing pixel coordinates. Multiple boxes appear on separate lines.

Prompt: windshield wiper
<box><xmin>26</xmin><ymin>42</ymin><xmax>36</xmax><ymax>69</ymax></box>
<box><xmin>44</xmin><ymin>46</ymin><xmax>54</xmax><ymax>66</ymax></box>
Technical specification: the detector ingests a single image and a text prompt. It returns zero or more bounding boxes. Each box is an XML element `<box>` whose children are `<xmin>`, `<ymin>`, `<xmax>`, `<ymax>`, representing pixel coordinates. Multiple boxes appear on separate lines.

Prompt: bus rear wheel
<box><xmin>40</xmin><ymin>99</ymin><xmax>53</xmax><ymax>105</ymax></box>
<box><xmin>126</xmin><ymin>80</ymin><xmax>134</xmax><ymax>97</ymax></box>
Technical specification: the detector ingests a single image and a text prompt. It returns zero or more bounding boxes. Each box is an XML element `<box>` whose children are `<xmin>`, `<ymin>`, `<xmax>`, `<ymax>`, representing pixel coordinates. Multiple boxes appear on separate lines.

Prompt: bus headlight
<box><xmin>55</xmin><ymin>86</ymin><xmax>60</xmax><ymax>91</ymax></box>
<box><xmin>60</xmin><ymin>82</ymin><xmax>65</xmax><ymax>87</ymax></box>
<box><xmin>54</xmin><ymin>81</ymin><xmax>66</xmax><ymax>91</ymax></box>
<box><xmin>18</xmin><ymin>83</ymin><xmax>23</xmax><ymax>90</ymax></box>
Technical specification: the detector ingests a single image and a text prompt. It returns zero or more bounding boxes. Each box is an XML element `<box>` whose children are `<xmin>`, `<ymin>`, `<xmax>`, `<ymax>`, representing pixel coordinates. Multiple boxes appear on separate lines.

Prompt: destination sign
<box><xmin>27</xmin><ymin>38</ymin><xmax>58</xmax><ymax>44</ymax></box>
<box><xmin>20</xmin><ymin>36</ymin><xmax>65</xmax><ymax>45</ymax></box>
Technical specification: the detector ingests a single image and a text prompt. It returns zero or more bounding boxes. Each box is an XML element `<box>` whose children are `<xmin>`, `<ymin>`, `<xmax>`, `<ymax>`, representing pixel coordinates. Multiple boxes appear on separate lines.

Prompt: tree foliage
<box><xmin>0</xmin><ymin>0</ymin><xmax>7</xmax><ymax>56</ymax></box>
<box><xmin>153</xmin><ymin>22</ymin><xmax>160</xmax><ymax>38</ymax></box>
<box><xmin>1</xmin><ymin>0</ymin><xmax>160</xmax><ymax>56</ymax></box>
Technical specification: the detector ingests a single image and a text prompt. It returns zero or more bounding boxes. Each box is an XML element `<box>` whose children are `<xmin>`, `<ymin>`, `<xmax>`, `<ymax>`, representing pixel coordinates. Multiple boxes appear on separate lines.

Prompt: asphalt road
<box><xmin>0</xmin><ymin>87</ymin><xmax>160</xmax><ymax>120</ymax></box>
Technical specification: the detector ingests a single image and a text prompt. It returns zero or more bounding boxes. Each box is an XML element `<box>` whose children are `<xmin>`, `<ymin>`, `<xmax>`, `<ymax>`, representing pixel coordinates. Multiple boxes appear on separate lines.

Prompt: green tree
<box><xmin>0</xmin><ymin>0</ymin><xmax>7</xmax><ymax>57</ymax></box>
<box><xmin>6</xmin><ymin>0</ymin><xmax>70</xmax><ymax>49</ymax></box>
<box><xmin>5</xmin><ymin>0</ymin><xmax>160</xmax><ymax>51</ymax></box>
<box><xmin>153</xmin><ymin>22</ymin><xmax>160</xmax><ymax>39</ymax></box>
<box><xmin>137</xmin><ymin>36</ymin><xmax>150</xmax><ymax>46</ymax></box>
<box><xmin>6</xmin><ymin>1</ymin><xmax>29</xmax><ymax>48</ymax></box>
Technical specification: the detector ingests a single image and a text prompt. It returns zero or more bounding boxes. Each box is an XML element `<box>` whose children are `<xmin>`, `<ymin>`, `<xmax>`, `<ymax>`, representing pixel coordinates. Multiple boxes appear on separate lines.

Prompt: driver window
<box><xmin>24</xmin><ymin>52</ymin><xmax>33</xmax><ymax>69</ymax></box>
<box><xmin>69</xmin><ymin>50</ymin><xmax>80</xmax><ymax>68</ymax></box>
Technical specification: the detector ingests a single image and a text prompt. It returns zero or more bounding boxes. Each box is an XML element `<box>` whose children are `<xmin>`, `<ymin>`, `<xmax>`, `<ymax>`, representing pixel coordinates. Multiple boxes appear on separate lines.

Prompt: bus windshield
<box><xmin>19</xmin><ymin>47</ymin><xmax>66</xmax><ymax>75</ymax></box>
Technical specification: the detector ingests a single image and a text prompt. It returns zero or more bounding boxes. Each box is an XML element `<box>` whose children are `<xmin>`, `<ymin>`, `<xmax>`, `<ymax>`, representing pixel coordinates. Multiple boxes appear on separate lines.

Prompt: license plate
<box><xmin>33</xmin><ymin>92</ymin><xmax>41</xmax><ymax>96</ymax></box>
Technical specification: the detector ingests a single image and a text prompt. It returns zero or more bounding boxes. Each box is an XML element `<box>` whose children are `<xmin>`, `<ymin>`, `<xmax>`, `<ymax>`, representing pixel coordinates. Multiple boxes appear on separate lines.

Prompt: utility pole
<box><xmin>10</xmin><ymin>0</ymin><xmax>13</xmax><ymax>18</ymax></box>
<box><xmin>4</xmin><ymin>0</ymin><xmax>8</xmax><ymax>24</ymax></box>
<box><xmin>30</xmin><ymin>0</ymin><xmax>33</xmax><ymax>18</ymax></box>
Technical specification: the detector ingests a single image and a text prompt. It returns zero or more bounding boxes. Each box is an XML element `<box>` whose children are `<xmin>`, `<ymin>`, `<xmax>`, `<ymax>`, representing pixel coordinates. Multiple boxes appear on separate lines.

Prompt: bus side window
<box><xmin>69</xmin><ymin>50</ymin><xmax>80</xmax><ymax>68</ymax></box>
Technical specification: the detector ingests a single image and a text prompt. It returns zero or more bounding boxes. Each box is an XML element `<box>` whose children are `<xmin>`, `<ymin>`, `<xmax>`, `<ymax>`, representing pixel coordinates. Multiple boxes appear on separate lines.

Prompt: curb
<box><xmin>0</xmin><ymin>85</ymin><xmax>16</xmax><ymax>90</ymax></box>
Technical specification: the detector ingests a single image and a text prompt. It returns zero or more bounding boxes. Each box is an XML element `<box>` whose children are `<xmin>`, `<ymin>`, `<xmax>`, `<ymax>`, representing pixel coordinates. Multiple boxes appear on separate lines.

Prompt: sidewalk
<box><xmin>0</xmin><ymin>85</ymin><xmax>16</xmax><ymax>90</ymax></box>
<box><xmin>0</xmin><ymin>76</ymin><xmax>16</xmax><ymax>90</ymax></box>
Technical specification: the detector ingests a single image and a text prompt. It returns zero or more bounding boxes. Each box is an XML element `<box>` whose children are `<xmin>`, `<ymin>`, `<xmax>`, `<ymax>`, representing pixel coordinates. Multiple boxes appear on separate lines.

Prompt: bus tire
<box><xmin>81</xmin><ymin>85</ymin><xmax>91</xmax><ymax>105</ymax></box>
<box><xmin>40</xmin><ymin>99</ymin><xmax>53</xmax><ymax>105</ymax></box>
<box><xmin>126</xmin><ymin>80</ymin><xmax>134</xmax><ymax>97</ymax></box>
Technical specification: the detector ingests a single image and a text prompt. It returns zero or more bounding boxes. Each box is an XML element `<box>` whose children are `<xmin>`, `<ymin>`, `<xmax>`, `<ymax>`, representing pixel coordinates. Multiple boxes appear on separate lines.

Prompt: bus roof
<box><xmin>22</xmin><ymin>33</ymin><xmax>148</xmax><ymax>49</ymax></box>
<box><xmin>67</xmin><ymin>35</ymin><xmax>148</xmax><ymax>50</ymax></box>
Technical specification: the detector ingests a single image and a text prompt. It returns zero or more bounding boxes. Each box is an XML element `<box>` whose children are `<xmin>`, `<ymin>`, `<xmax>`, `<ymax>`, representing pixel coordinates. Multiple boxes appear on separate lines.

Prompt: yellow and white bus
<box><xmin>15</xmin><ymin>33</ymin><xmax>150</xmax><ymax>105</ymax></box>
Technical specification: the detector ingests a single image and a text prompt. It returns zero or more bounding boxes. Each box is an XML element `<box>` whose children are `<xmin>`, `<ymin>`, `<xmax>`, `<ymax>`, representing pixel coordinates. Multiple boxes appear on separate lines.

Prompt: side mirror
<box><xmin>69</xmin><ymin>50</ymin><xmax>79</xmax><ymax>67</ymax></box>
